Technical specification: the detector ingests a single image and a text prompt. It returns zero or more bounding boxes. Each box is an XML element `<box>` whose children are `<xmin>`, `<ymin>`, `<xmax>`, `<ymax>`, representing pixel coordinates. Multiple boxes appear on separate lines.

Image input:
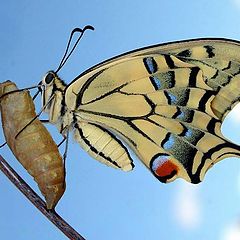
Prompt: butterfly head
<box><xmin>40</xmin><ymin>71</ymin><xmax>66</xmax><ymax>107</ymax></box>
<box><xmin>42</xmin><ymin>71</ymin><xmax>56</xmax><ymax>85</ymax></box>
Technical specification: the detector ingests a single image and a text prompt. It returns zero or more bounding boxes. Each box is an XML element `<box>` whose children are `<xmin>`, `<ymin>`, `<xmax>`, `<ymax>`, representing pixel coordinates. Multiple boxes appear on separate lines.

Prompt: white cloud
<box><xmin>232</xmin><ymin>0</ymin><xmax>240</xmax><ymax>8</ymax></box>
<box><xmin>173</xmin><ymin>182</ymin><xmax>202</xmax><ymax>230</ymax></box>
<box><xmin>222</xmin><ymin>221</ymin><xmax>240</xmax><ymax>240</ymax></box>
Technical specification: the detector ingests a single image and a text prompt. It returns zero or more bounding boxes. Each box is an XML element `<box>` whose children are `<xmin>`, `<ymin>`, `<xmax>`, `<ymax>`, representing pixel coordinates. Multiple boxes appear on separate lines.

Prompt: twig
<box><xmin>0</xmin><ymin>154</ymin><xmax>86</xmax><ymax>240</ymax></box>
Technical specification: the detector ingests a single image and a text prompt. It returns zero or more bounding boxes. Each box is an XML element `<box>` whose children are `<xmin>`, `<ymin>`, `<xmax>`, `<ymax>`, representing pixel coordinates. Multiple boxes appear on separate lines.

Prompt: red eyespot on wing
<box><xmin>155</xmin><ymin>160</ymin><xmax>178</xmax><ymax>177</ymax></box>
<box><xmin>151</xmin><ymin>154</ymin><xmax>178</xmax><ymax>183</ymax></box>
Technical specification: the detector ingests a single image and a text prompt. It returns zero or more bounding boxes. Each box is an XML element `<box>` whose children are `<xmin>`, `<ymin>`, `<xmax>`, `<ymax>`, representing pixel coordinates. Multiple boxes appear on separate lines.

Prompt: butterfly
<box><xmin>39</xmin><ymin>26</ymin><xmax>240</xmax><ymax>184</ymax></box>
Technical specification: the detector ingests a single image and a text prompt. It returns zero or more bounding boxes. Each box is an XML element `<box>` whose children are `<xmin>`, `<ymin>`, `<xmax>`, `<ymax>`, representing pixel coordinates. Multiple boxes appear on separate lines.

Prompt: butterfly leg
<box><xmin>0</xmin><ymin>142</ymin><xmax>7</xmax><ymax>148</ymax></box>
<box><xmin>40</xmin><ymin>119</ymin><xmax>50</xmax><ymax>123</ymax></box>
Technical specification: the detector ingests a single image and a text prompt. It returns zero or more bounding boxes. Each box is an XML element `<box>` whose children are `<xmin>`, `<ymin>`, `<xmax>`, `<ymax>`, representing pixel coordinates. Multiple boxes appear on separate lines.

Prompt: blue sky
<box><xmin>1</xmin><ymin>1</ymin><xmax>240</xmax><ymax>239</ymax></box>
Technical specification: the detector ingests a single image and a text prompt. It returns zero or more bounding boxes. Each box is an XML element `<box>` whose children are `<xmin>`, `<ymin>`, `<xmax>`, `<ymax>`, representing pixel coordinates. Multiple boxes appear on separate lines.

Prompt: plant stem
<box><xmin>0</xmin><ymin>154</ymin><xmax>86</xmax><ymax>240</ymax></box>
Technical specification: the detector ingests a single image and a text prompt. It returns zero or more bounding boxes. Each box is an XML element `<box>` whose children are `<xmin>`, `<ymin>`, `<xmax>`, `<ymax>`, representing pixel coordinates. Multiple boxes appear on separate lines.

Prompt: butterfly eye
<box><xmin>45</xmin><ymin>72</ymin><xmax>55</xmax><ymax>84</ymax></box>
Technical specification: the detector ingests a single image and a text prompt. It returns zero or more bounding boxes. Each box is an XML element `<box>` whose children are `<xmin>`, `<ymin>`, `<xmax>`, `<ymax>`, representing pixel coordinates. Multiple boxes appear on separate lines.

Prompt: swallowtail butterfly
<box><xmin>40</xmin><ymin>26</ymin><xmax>240</xmax><ymax>184</ymax></box>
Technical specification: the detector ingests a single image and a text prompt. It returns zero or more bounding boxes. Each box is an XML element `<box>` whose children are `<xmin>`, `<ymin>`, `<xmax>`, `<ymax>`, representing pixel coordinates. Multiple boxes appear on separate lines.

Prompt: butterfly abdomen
<box><xmin>0</xmin><ymin>81</ymin><xmax>65</xmax><ymax>209</ymax></box>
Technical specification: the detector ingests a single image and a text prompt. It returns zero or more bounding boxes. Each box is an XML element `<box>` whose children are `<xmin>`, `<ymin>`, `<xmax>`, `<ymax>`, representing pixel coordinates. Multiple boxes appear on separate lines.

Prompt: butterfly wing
<box><xmin>73</xmin><ymin>121</ymin><xmax>134</xmax><ymax>171</ymax></box>
<box><xmin>66</xmin><ymin>38</ymin><xmax>240</xmax><ymax>183</ymax></box>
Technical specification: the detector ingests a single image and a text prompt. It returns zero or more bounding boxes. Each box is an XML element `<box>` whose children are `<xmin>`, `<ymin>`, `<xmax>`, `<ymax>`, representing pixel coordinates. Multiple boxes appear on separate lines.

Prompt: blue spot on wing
<box><xmin>168</xmin><ymin>93</ymin><xmax>178</xmax><ymax>104</ymax></box>
<box><xmin>182</xmin><ymin>128</ymin><xmax>204</xmax><ymax>145</ymax></box>
<box><xmin>185</xmin><ymin>129</ymin><xmax>192</xmax><ymax>138</ymax></box>
<box><xmin>173</xmin><ymin>108</ymin><xmax>194</xmax><ymax>122</ymax></box>
<box><xmin>177</xmin><ymin>111</ymin><xmax>185</xmax><ymax>120</ymax></box>
<box><xmin>143</xmin><ymin>57</ymin><xmax>158</xmax><ymax>74</ymax></box>
<box><xmin>150</xmin><ymin>76</ymin><xmax>162</xmax><ymax>90</ymax></box>
<box><xmin>163</xmin><ymin>135</ymin><xmax>175</xmax><ymax>150</ymax></box>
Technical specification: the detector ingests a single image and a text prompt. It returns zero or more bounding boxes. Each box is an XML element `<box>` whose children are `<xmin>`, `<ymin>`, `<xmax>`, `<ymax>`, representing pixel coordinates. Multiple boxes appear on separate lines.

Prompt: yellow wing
<box><xmin>66</xmin><ymin>38</ymin><xmax>240</xmax><ymax>183</ymax></box>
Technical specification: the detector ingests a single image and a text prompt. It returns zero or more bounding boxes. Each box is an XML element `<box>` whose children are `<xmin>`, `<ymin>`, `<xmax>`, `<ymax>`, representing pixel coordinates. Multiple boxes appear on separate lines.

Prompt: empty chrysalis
<box><xmin>0</xmin><ymin>81</ymin><xmax>65</xmax><ymax>209</ymax></box>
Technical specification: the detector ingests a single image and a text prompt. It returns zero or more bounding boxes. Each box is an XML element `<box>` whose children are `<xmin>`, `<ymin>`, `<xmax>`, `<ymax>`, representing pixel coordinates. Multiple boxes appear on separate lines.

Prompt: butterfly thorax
<box><xmin>41</xmin><ymin>71</ymin><xmax>74</xmax><ymax>136</ymax></box>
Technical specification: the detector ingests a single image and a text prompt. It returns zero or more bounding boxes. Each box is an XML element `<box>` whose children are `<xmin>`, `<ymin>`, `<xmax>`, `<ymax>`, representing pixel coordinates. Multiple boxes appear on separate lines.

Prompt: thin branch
<box><xmin>0</xmin><ymin>154</ymin><xmax>86</xmax><ymax>240</ymax></box>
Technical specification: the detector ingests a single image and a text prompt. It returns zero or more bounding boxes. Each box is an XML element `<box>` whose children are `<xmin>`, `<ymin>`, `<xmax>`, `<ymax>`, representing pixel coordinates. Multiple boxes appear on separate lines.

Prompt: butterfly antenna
<box><xmin>55</xmin><ymin>25</ymin><xmax>94</xmax><ymax>73</ymax></box>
